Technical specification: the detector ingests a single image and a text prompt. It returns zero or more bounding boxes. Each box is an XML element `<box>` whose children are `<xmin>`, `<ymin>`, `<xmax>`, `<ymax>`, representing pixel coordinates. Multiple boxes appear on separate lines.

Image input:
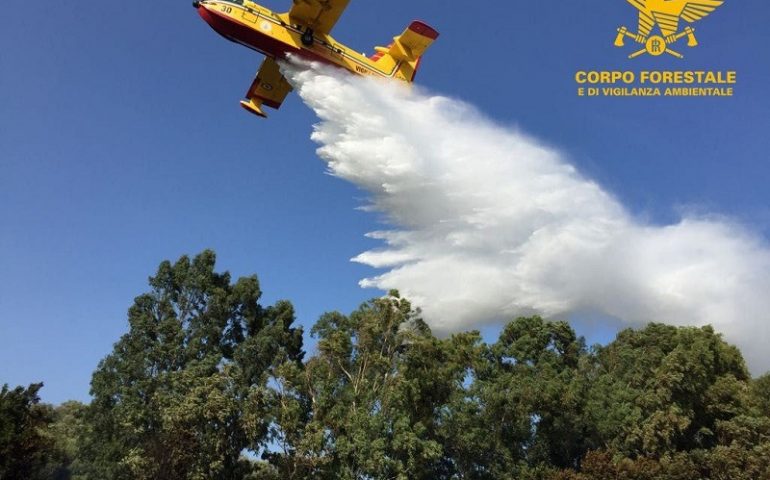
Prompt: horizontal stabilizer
<box><xmin>241</xmin><ymin>57</ymin><xmax>292</xmax><ymax>118</ymax></box>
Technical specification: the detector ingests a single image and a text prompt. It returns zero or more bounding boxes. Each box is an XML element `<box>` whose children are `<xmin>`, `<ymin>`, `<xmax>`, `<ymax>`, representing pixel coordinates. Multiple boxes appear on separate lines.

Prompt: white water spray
<box><xmin>283</xmin><ymin>62</ymin><xmax>770</xmax><ymax>373</ymax></box>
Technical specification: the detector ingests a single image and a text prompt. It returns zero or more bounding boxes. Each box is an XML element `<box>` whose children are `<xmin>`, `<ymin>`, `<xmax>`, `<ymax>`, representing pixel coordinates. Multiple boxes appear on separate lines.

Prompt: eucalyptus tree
<box><xmin>83</xmin><ymin>251</ymin><xmax>303</xmax><ymax>480</ymax></box>
<box><xmin>268</xmin><ymin>292</ymin><xmax>478</xmax><ymax>480</ymax></box>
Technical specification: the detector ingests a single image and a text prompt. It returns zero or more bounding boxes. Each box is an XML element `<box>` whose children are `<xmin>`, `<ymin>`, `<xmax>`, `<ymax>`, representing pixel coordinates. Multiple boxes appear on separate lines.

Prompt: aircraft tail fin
<box><xmin>371</xmin><ymin>21</ymin><xmax>439</xmax><ymax>82</ymax></box>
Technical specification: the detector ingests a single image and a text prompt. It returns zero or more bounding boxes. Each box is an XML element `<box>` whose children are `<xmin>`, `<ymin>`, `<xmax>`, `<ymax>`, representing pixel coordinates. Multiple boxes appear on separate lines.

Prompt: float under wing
<box><xmin>240</xmin><ymin>57</ymin><xmax>293</xmax><ymax>118</ymax></box>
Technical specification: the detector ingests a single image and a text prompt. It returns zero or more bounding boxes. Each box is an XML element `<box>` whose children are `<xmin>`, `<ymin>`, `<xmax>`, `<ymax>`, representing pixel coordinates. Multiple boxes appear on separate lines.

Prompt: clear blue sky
<box><xmin>1</xmin><ymin>1</ymin><xmax>768</xmax><ymax>404</ymax></box>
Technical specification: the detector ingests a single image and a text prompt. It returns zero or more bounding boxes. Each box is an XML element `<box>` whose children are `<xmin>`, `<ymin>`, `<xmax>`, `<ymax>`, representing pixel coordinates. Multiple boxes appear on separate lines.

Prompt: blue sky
<box><xmin>1</xmin><ymin>0</ymin><xmax>768</xmax><ymax>404</ymax></box>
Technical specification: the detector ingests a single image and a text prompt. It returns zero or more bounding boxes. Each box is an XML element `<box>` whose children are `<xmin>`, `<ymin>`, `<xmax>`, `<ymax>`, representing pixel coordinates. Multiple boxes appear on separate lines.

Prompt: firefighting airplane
<box><xmin>194</xmin><ymin>0</ymin><xmax>439</xmax><ymax>118</ymax></box>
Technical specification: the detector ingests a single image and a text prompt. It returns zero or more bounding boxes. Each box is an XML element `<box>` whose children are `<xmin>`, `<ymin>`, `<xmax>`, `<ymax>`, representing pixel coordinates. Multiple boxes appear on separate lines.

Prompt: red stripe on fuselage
<box><xmin>197</xmin><ymin>6</ymin><xmax>398</xmax><ymax>79</ymax></box>
<box><xmin>198</xmin><ymin>6</ymin><xmax>298</xmax><ymax>58</ymax></box>
<box><xmin>197</xmin><ymin>6</ymin><xmax>338</xmax><ymax>68</ymax></box>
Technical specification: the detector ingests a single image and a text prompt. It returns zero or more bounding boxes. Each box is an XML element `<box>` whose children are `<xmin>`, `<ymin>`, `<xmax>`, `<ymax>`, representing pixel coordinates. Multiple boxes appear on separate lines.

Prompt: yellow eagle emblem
<box><xmin>615</xmin><ymin>0</ymin><xmax>725</xmax><ymax>59</ymax></box>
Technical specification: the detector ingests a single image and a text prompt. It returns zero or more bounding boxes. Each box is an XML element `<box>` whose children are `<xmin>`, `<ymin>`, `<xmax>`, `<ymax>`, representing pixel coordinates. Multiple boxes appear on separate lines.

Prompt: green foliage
<box><xmin>752</xmin><ymin>373</ymin><xmax>770</xmax><ymax>417</ymax></box>
<box><xmin>0</xmin><ymin>383</ymin><xmax>57</xmax><ymax>480</ymax></box>
<box><xmin>268</xmin><ymin>292</ymin><xmax>479</xmax><ymax>479</ymax></box>
<box><xmin>448</xmin><ymin>316</ymin><xmax>591</xmax><ymax>478</ymax></box>
<box><xmin>0</xmin><ymin>385</ymin><xmax>89</xmax><ymax>480</ymax></box>
<box><xmin>555</xmin><ymin>445</ymin><xmax>770</xmax><ymax>480</ymax></box>
<box><xmin>6</xmin><ymin>250</ymin><xmax>769</xmax><ymax>479</ymax></box>
<box><xmin>269</xmin><ymin>313</ymin><xmax>768</xmax><ymax>479</ymax></box>
<box><xmin>44</xmin><ymin>400</ymin><xmax>90</xmax><ymax>480</ymax></box>
<box><xmin>80</xmin><ymin>250</ymin><xmax>303</xmax><ymax>480</ymax></box>
<box><xmin>584</xmin><ymin>324</ymin><xmax>750</xmax><ymax>457</ymax></box>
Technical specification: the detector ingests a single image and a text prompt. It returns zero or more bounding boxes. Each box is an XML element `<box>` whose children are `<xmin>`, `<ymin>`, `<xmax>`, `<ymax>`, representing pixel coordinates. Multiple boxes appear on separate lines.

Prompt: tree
<box><xmin>9</xmin><ymin>247</ymin><xmax>768</xmax><ymax>479</ymax></box>
<box><xmin>0</xmin><ymin>383</ymin><xmax>57</xmax><ymax>480</ymax></box>
<box><xmin>553</xmin><ymin>323</ymin><xmax>770</xmax><ymax>480</ymax></box>
<box><xmin>583</xmin><ymin>324</ymin><xmax>750</xmax><ymax>457</ymax></box>
<box><xmin>752</xmin><ymin>373</ymin><xmax>770</xmax><ymax>417</ymax></box>
<box><xmin>82</xmin><ymin>250</ymin><xmax>303</xmax><ymax>480</ymax></box>
<box><xmin>270</xmin><ymin>292</ymin><xmax>478</xmax><ymax>480</ymax></box>
<box><xmin>45</xmin><ymin>400</ymin><xmax>89</xmax><ymax>480</ymax></box>
<box><xmin>445</xmin><ymin>317</ymin><xmax>590</xmax><ymax>479</ymax></box>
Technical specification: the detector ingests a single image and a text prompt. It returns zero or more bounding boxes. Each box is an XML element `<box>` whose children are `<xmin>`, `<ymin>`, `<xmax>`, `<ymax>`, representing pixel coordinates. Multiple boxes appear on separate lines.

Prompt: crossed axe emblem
<box><xmin>614</xmin><ymin>25</ymin><xmax>698</xmax><ymax>59</ymax></box>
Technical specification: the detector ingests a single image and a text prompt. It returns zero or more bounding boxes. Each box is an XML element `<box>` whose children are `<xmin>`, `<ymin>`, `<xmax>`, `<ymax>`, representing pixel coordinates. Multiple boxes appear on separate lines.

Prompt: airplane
<box><xmin>193</xmin><ymin>0</ymin><xmax>439</xmax><ymax>118</ymax></box>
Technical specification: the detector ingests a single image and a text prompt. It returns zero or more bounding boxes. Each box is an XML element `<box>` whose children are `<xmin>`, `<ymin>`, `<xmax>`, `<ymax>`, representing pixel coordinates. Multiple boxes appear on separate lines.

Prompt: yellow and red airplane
<box><xmin>194</xmin><ymin>0</ymin><xmax>439</xmax><ymax>118</ymax></box>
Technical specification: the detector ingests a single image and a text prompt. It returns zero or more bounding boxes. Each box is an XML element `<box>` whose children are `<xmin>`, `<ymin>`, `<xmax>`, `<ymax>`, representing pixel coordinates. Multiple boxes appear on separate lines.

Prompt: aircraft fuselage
<box><xmin>195</xmin><ymin>0</ymin><xmax>409</xmax><ymax>81</ymax></box>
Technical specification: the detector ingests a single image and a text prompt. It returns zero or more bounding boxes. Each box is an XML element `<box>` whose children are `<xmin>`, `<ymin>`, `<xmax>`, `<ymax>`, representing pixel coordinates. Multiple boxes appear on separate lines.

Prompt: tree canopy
<box><xmin>2</xmin><ymin>250</ymin><xmax>768</xmax><ymax>479</ymax></box>
<box><xmin>81</xmin><ymin>250</ymin><xmax>304</xmax><ymax>479</ymax></box>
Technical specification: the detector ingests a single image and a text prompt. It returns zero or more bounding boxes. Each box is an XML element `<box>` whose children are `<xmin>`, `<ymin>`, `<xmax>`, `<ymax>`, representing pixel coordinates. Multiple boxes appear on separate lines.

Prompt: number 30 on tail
<box><xmin>194</xmin><ymin>0</ymin><xmax>439</xmax><ymax>118</ymax></box>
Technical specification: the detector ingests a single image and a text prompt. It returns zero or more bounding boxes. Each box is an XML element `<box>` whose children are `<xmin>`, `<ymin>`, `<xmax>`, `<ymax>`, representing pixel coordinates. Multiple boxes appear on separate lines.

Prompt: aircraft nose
<box><xmin>192</xmin><ymin>1</ymin><xmax>200</xmax><ymax>8</ymax></box>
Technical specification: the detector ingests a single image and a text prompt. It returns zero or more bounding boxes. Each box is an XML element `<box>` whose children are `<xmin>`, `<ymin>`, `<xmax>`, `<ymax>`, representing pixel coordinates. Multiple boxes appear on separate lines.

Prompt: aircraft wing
<box><xmin>288</xmin><ymin>0</ymin><xmax>351</xmax><ymax>34</ymax></box>
<box><xmin>241</xmin><ymin>57</ymin><xmax>292</xmax><ymax>117</ymax></box>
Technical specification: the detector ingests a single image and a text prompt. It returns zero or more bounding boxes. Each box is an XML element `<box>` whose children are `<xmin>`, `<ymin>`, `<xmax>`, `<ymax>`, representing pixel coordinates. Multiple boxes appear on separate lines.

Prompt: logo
<box><xmin>573</xmin><ymin>0</ymin><xmax>735</xmax><ymax>98</ymax></box>
<box><xmin>614</xmin><ymin>0</ymin><xmax>724</xmax><ymax>59</ymax></box>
